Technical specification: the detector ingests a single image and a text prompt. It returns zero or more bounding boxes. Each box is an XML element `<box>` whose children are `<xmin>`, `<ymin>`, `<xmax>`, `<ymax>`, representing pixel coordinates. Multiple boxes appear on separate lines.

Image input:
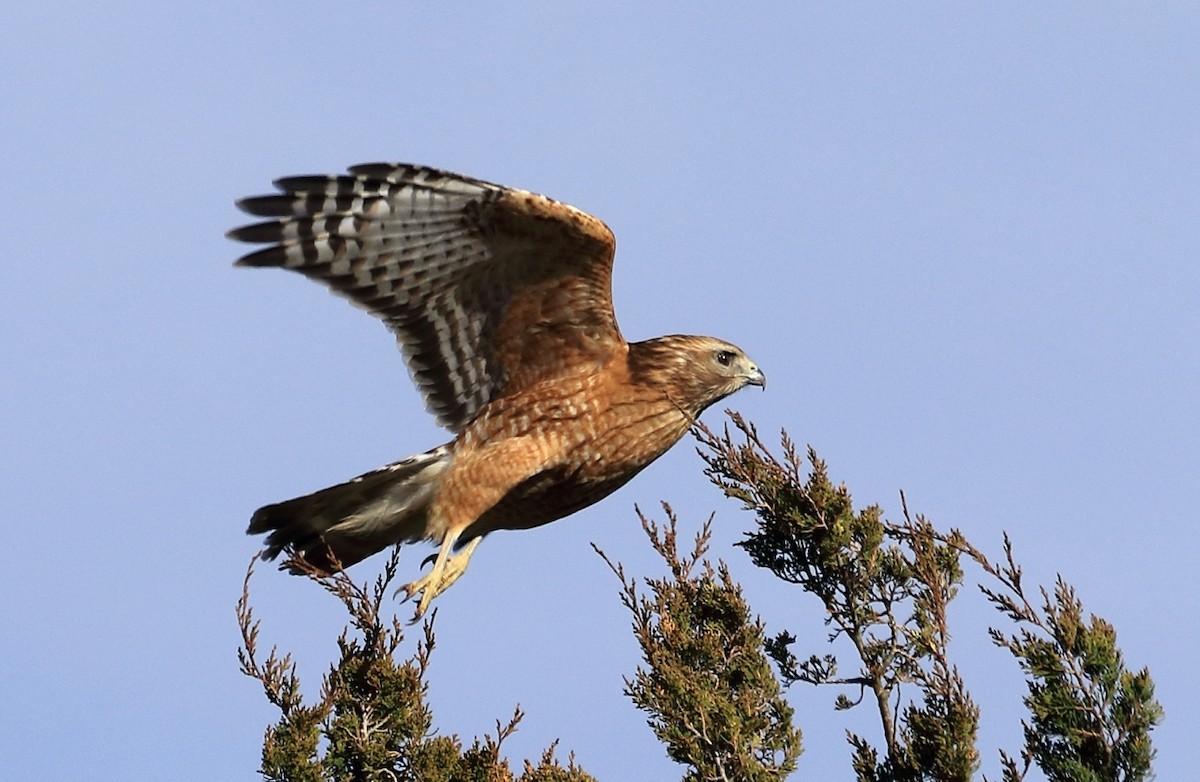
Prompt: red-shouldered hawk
<box><xmin>230</xmin><ymin>164</ymin><xmax>764</xmax><ymax>618</ymax></box>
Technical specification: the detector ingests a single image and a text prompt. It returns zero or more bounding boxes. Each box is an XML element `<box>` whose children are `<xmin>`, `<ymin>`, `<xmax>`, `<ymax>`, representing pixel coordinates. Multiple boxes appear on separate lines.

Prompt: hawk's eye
<box><xmin>716</xmin><ymin>350</ymin><xmax>734</xmax><ymax>366</ymax></box>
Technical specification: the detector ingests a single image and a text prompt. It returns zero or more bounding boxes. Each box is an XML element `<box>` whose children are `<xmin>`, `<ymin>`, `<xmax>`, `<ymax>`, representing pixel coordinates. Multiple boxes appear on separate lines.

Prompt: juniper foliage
<box><xmin>594</xmin><ymin>509</ymin><xmax>803</xmax><ymax>781</ymax></box>
<box><xmin>692</xmin><ymin>412</ymin><xmax>1161</xmax><ymax>781</ymax></box>
<box><xmin>237</xmin><ymin>550</ymin><xmax>595</xmax><ymax>782</ymax></box>
<box><xmin>237</xmin><ymin>411</ymin><xmax>1161</xmax><ymax>781</ymax></box>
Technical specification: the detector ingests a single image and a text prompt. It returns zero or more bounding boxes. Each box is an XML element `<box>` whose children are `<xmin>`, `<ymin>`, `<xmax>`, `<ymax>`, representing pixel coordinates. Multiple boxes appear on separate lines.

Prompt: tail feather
<box><xmin>248</xmin><ymin>444</ymin><xmax>452</xmax><ymax>572</ymax></box>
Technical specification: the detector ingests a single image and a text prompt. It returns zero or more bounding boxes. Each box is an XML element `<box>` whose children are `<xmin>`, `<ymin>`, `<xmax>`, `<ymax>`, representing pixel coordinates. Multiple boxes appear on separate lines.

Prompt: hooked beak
<box><xmin>743</xmin><ymin>364</ymin><xmax>766</xmax><ymax>390</ymax></box>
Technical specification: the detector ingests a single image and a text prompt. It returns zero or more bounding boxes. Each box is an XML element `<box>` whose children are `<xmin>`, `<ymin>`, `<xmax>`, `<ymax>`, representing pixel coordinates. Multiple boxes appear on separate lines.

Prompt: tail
<box><xmin>248</xmin><ymin>444</ymin><xmax>453</xmax><ymax>572</ymax></box>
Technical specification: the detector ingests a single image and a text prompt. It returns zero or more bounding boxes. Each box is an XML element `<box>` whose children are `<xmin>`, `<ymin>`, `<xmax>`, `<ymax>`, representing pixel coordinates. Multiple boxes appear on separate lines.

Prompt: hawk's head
<box><xmin>629</xmin><ymin>335</ymin><xmax>765</xmax><ymax>415</ymax></box>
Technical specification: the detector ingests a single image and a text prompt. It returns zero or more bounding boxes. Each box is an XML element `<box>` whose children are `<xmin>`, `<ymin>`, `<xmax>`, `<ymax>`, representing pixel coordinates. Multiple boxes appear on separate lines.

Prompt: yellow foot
<box><xmin>400</xmin><ymin>537</ymin><xmax>482</xmax><ymax>621</ymax></box>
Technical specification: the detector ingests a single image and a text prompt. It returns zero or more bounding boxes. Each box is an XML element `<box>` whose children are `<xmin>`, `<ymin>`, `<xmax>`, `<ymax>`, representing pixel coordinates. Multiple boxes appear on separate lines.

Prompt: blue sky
<box><xmin>2</xmin><ymin>4</ymin><xmax>1196</xmax><ymax>779</ymax></box>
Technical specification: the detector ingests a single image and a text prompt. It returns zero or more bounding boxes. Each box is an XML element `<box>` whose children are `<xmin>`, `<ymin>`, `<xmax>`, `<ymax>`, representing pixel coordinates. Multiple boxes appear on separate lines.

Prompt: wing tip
<box><xmin>226</xmin><ymin>219</ymin><xmax>286</xmax><ymax>268</ymax></box>
<box><xmin>231</xmin><ymin>245</ymin><xmax>287</xmax><ymax>268</ymax></box>
<box><xmin>235</xmin><ymin>194</ymin><xmax>298</xmax><ymax>218</ymax></box>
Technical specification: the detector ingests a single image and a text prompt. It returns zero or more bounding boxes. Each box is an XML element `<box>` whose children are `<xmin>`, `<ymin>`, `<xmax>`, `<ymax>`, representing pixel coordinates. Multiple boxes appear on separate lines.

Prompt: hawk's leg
<box><xmin>401</xmin><ymin>532</ymin><xmax>483</xmax><ymax>620</ymax></box>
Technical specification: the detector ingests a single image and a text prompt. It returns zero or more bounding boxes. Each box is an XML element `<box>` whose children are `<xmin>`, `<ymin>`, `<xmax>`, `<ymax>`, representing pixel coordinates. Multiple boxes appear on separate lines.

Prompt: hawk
<box><xmin>230</xmin><ymin>163</ymin><xmax>764</xmax><ymax>617</ymax></box>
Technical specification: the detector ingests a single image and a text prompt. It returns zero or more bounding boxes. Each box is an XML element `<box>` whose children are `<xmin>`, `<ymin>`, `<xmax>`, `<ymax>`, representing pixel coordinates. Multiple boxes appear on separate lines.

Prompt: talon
<box><xmin>397</xmin><ymin>536</ymin><xmax>484</xmax><ymax>622</ymax></box>
<box><xmin>394</xmin><ymin>580</ymin><xmax>420</xmax><ymax>603</ymax></box>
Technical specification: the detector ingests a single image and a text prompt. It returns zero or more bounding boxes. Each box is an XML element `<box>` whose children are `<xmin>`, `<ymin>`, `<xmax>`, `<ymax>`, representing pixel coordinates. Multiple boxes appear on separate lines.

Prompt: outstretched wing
<box><xmin>228</xmin><ymin>163</ymin><xmax>622</xmax><ymax>432</ymax></box>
